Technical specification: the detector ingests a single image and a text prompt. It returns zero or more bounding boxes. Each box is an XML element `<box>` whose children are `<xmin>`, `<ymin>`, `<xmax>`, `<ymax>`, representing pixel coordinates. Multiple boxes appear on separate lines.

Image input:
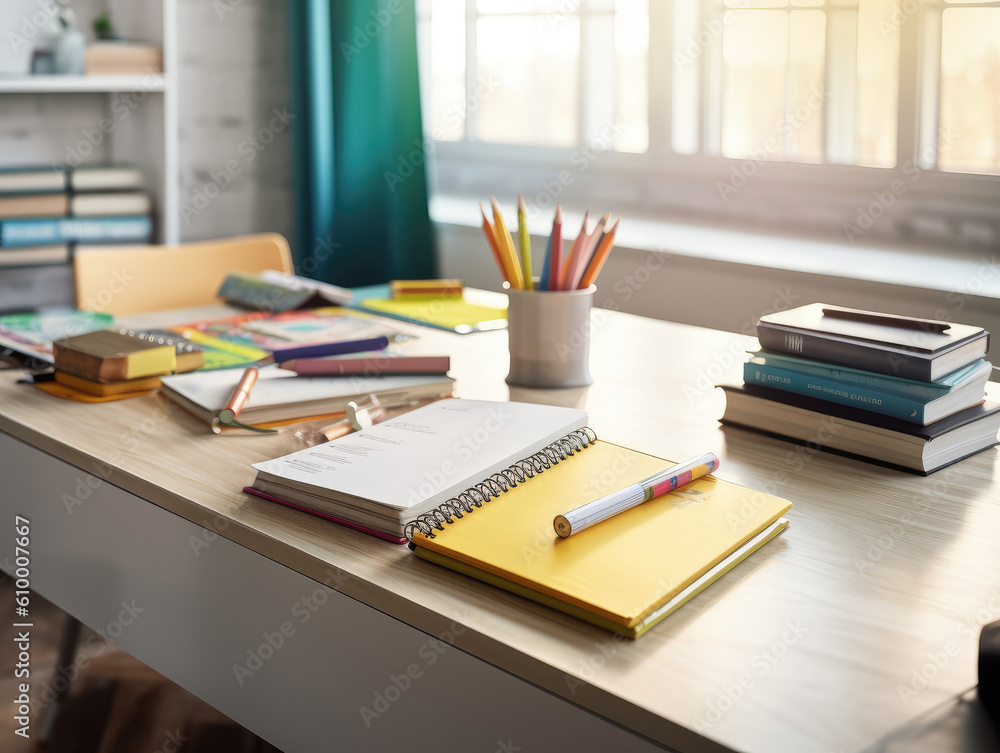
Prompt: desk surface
<box><xmin>1</xmin><ymin>304</ymin><xmax>998</xmax><ymax>753</ymax></box>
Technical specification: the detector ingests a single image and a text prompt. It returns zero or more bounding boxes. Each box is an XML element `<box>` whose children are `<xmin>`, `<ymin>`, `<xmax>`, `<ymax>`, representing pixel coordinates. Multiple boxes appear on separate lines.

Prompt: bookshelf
<box><xmin>0</xmin><ymin>0</ymin><xmax>178</xmax><ymax>245</ymax></box>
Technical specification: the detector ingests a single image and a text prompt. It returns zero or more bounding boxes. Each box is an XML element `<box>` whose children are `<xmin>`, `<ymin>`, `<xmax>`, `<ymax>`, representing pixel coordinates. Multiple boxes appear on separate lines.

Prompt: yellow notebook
<box><xmin>358</xmin><ymin>295</ymin><xmax>507</xmax><ymax>334</ymax></box>
<box><xmin>409</xmin><ymin>441</ymin><xmax>792</xmax><ymax>635</ymax></box>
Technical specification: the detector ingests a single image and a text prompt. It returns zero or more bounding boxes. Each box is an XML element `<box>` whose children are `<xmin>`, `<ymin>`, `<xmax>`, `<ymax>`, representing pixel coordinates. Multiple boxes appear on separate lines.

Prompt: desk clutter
<box><xmin>220</xmin><ymin>270</ymin><xmax>508</xmax><ymax>334</ymax></box>
<box><xmin>8</xmin><ymin>281</ymin><xmax>999</xmax><ymax>639</ymax></box>
<box><xmin>720</xmin><ymin>303</ymin><xmax>999</xmax><ymax>474</ymax></box>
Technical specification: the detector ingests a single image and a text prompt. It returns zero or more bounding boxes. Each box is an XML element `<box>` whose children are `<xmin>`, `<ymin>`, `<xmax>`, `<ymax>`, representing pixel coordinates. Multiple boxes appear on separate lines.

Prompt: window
<box><xmin>417</xmin><ymin>0</ymin><xmax>1000</xmax><ymax>249</ymax></box>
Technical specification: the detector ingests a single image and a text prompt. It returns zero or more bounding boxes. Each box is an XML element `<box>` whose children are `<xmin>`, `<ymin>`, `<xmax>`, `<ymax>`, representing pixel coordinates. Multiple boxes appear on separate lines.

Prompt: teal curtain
<box><xmin>291</xmin><ymin>0</ymin><xmax>436</xmax><ymax>286</ymax></box>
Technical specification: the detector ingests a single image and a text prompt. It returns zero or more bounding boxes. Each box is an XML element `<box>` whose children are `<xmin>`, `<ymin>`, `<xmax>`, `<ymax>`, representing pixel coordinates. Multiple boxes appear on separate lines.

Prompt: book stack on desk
<box><xmin>51</xmin><ymin>328</ymin><xmax>202</xmax><ymax>397</ymax></box>
<box><xmin>720</xmin><ymin>303</ymin><xmax>1000</xmax><ymax>474</ymax></box>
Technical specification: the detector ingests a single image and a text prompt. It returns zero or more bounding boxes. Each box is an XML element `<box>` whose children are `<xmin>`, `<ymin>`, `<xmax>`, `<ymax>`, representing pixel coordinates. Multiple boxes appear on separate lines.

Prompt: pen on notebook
<box><xmin>553</xmin><ymin>452</ymin><xmax>720</xmax><ymax>538</ymax></box>
<box><xmin>517</xmin><ymin>194</ymin><xmax>533</xmax><ymax>290</ymax></box>
<box><xmin>212</xmin><ymin>365</ymin><xmax>278</xmax><ymax>434</ymax></box>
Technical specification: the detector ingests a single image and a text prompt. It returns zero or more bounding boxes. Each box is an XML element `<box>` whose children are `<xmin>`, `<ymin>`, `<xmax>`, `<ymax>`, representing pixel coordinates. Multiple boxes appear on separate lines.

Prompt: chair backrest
<box><xmin>73</xmin><ymin>233</ymin><xmax>293</xmax><ymax>315</ymax></box>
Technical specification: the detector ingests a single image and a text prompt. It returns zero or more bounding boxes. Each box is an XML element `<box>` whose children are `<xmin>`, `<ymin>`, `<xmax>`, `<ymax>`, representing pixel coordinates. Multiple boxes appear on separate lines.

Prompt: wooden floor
<box><xmin>0</xmin><ymin>576</ymin><xmax>280</xmax><ymax>752</ymax></box>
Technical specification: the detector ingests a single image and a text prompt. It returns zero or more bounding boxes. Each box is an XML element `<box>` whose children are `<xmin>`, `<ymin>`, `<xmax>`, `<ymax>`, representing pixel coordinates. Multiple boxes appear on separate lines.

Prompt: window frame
<box><xmin>421</xmin><ymin>0</ymin><xmax>1000</xmax><ymax>252</ymax></box>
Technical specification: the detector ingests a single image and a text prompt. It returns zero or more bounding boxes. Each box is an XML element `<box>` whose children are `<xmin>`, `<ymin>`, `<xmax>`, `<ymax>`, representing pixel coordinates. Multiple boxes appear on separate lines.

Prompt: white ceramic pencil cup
<box><xmin>505</xmin><ymin>284</ymin><xmax>595</xmax><ymax>389</ymax></box>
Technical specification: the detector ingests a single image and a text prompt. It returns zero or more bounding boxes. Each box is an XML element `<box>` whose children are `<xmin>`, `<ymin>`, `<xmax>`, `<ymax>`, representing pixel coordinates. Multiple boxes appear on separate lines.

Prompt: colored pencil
<box><xmin>578</xmin><ymin>217</ymin><xmax>619</xmax><ymax>289</ymax></box>
<box><xmin>517</xmin><ymin>194</ymin><xmax>533</xmax><ymax>290</ymax></box>
<box><xmin>548</xmin><ymin>204</ymin><xmax>563</xmax><ymax>291</ymax></box>
<box><xmin>566</xmin><ymin>212</ymin><xmax>609</xmax><ymax>290</ymax></box>
<box><xmin>479</xmin><ymin>203</ymin><xmax>509</xmax><ymax>283</ymax></box>
<box><xmin>538</xmin><ymin>233</ymin><xmax>553</xmax><ymax>290</ymax></box>
<box><xmin>491</xmin><ymin>196</ymin><xmax>524</xmax><ymax>289</ymax></box>
<box><xmin>559</xmin><ymin>212</ymin><xmax>589</xmax><ymax>291</ymax></box>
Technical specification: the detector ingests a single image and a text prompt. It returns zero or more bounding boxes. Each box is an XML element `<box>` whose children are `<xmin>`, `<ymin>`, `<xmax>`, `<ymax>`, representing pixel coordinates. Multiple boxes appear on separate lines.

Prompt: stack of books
<box><xmin>0</xmin><ymin>165</ymin><xmax>152</xmax><ymax>270</ymax></box>
<box><xmin>720</xmin><ymin>303</ymin><xmax>1000</xmax><ymax>474</ymax></box>
<box><xmin>85</xmin><ymin>43</ymin><xmax>163</xmax><ymax>76</ymax></box>
<box><xmin>51</xmin><ymin>329</ymin><xmax>203</xmax><ymax>398</ymax></box>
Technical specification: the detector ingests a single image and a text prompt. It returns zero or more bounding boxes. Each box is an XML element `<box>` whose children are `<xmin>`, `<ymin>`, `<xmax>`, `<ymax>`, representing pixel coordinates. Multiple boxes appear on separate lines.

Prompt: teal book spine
<box><xmin>750</xmin><ymin>351</ymin><xmax>956</xmax><ymax>398</ymax></box>
<box><xmin>744</xmin><ymin>361</ymin><xmax>928</xmax><ymax>423</ymax></box>
<box><xmin>0</xmin><ymin>216</ymin><xmax>151</xmax><ymax>246</ymax></box>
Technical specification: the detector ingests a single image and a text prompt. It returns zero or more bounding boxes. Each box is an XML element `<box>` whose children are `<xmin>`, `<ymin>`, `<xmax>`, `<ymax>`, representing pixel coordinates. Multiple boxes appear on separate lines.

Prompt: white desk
<box><xmin>1</xmin><ymin>304</ymin><xmax>998</xmax><ymax>753</ymax></box>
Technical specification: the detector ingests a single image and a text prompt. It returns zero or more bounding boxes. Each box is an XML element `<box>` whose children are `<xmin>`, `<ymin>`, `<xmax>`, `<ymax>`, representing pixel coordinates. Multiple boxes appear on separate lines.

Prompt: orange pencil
<box><xmin>558</xmin><ymin>211</ymin><xmax>589</xmax><ymax>290</ymax></box>
<box><xmin>479</xmin><ymin>203</ymin><xmax>509</xmax><ymax>283</ymax></box>
<box><xmin>578</xmin><ymin>217</ymin><xmax>619</xmax><ymax>289</ymax></box>
<box><xmin>491</xmin><ymin>196</ymin><xmax>524</xmax><ymax>289</ymax></box>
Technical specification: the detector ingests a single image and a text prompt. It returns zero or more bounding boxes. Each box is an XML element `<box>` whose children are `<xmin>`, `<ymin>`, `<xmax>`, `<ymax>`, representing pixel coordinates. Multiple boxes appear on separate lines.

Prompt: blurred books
<box><xmin>0</xmin><ymin>165</ymin><xmax>152</xmax><ymax>271</ymax></box>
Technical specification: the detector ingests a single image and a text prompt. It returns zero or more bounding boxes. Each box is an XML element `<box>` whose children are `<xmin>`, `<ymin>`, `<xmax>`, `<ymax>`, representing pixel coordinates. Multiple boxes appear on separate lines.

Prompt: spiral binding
<box><xmin>404</xmin><ymin>426</ymin><xmax>598</xmax><ymax>543</ymax></box>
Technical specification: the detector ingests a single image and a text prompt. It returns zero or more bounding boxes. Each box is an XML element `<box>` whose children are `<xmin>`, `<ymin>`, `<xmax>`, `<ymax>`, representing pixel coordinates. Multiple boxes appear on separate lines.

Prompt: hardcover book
<box><xmin>719</xmin><ymin>382</ymin><xmax>1000</xmax><ymax>474</ymax></box>
<box><xmin>53</xmin><ymin>329</ymin><xmax>176</xmax><ymax>382</ymax></box>
<box><xmin>757</xmin><ymin>304</ymin><xmax>988</xmax><ymax>381</ymax></box>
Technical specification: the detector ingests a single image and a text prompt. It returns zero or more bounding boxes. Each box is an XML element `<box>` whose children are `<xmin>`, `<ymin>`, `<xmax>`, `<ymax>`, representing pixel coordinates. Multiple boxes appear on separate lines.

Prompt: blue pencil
<box><xmin>538</xmin><ymin>233</ymin><xmax>553</xmax><ymax>290</ymax></box>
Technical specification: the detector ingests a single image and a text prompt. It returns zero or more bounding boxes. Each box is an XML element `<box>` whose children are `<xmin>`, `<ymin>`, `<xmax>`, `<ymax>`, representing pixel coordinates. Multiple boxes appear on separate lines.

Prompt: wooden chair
<box><xmin>73</xmin><ymin>233</ymin><xmax>293</xmax><ymax>315</ymax></box>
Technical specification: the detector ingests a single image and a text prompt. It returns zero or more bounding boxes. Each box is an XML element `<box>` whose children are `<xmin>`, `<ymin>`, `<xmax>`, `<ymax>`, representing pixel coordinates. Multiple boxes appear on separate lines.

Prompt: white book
<box><xmin>251</xmin><ymin>398</ymin><xmax>589</xmax><ymax>533</ymax></box>
<box><xmin>72</xmin><ymin>192</ymin><xmax>151</xmax><ymax>216</ymax></box>
<box><xmin>160</xmin><ymin>366</ymin><xmax>454</xmax><ymax>426</ymax></box>
<box><xmin>70</xmin><ymin>167</ymin><xmax>144</xmax><ymax>192</ymax></box>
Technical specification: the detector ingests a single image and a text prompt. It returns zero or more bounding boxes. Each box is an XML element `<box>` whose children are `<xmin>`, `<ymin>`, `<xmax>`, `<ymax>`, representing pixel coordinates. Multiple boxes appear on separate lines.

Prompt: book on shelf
<box><xmin>70</xmin><ymin>166</ymin><xmax>144</xmax><ymax>192</ymax></box>
<box><xmin>53</xmin><ymin>329</ymin><xmax>176</xmax><ymax>382</ymax></box>
<box><xmin>744</xmin><ymin>354</ymin><xmax>991</xmax><ymax>425</ymax></box>
<box><xmin>0</xmin><ymin>216</ymin><xmax>152</xmax><ymax>246</ymax></box>
<box><xmin>0</xmin><ymin>194</ymin><xmax>69</xmax><ymax>219</ymax></box>
<box><xmin>0</xmin><ymin>245</ymin><xmax>70</xmax><ymax>268</ymax></box>
<box><xmin>0</xmin><ymin>166</ymin><xmax>144</xmax><ymax>195</ymax></box>
<box><xmin>71</xmin><ymin>192</ymin><xmax>151</xmax><ymax>217</ymax></box>
<box><xmin>85</xmin><ymin>43</ymin><xmax>163</xmax><ymax>75</ymax></box>
<box><xmin>718</xmin><ymin>382</ymin><xmax>1000</xmax><ymax>475</ymax></box>
<box><xmin>248</xmin><ymin>398</ymin><xmax>792</xmax><ymax>637</ymax></box>
<box><xmin>280</xmin><ymin>353</ymin><xmax>451</xmax><ymax>376</ymax></box>
<box><xmin>161</xmin><ymin>366</ymin><xmax>454</xmax><ymax>429</ymax></box>
<box><xmin>757</xmin><ymin>303</ymin><xmax>989</xmax><ymax>382</ymax></box>
<box><xmin>0</xmin><ymin>167</ymin><xmax>66</xmax><ymax>195</ymax></box>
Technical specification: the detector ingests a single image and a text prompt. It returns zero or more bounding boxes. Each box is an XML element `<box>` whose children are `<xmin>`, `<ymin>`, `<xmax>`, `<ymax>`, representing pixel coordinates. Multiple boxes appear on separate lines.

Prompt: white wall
<box><xmin>175</xmin><ymin>0</ymin><xmax>292</xmax><ymax>245</ymax></box>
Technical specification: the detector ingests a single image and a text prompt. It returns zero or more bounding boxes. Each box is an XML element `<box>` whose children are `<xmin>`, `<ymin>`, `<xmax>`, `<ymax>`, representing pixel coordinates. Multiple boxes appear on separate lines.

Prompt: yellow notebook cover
<box><xmin>415</xmin><ymin>517</ymin><xmax>788</xmax><ymax>639</ymax></box>
<box><xmin>358</xmin><ymin>295</ymin><xmax>507</xmax><ymax>334</ymax></box>
<box><xmin>411</xmin><ymin>441</ymin><xmax>792</xmax><ymax>629</ymax></box>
